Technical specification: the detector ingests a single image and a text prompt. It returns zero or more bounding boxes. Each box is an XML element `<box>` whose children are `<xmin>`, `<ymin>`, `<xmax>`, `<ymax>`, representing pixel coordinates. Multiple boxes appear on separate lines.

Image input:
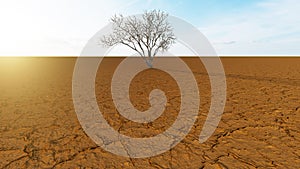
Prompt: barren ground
<box><xmin>0</xmin><ymin>57</ymin><xmax>299</xmax><ymax>168</ymax></box>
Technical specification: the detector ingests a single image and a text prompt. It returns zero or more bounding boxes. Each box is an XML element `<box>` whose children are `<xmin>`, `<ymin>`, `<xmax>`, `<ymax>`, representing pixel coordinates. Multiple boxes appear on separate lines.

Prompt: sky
<box><xmin>0</xmin><ymin>0</ymin><xmax>299</xmax><ymax>56</ymax></box>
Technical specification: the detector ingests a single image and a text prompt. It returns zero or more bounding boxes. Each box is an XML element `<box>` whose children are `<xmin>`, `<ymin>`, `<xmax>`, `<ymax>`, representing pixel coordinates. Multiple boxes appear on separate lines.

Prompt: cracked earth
<box><xmin>0</xmin><ymin>57</ymin><xmax>300</xmax><ymax>168</ymax></box>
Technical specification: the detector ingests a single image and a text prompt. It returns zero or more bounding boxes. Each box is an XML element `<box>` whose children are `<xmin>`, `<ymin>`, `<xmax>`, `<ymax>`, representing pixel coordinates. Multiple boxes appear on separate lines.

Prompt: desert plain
<box><xmin>0</xmin><ymin>57</ymin><xmax>300</xmax><ymax>168</ymax></box>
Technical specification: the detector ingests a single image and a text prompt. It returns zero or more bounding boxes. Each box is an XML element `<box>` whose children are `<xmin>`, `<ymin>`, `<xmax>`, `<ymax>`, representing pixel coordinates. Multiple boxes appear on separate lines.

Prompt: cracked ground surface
<box><xmin>0</xmin><ymin>57</ymin><xmax>300</xmax><ymax>168</ymax></box>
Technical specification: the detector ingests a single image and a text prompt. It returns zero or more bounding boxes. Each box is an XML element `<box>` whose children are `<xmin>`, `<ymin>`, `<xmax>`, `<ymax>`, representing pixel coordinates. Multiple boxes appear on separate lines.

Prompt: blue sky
<box><xmin>130</xmin><ymin>0</ymin><xmax>262</xmax><ymax>25</ymax></box>
<box><xmin>0</xmin><ymin>0</ymin><xmax>299</xmax><ymax>56</ymax></box>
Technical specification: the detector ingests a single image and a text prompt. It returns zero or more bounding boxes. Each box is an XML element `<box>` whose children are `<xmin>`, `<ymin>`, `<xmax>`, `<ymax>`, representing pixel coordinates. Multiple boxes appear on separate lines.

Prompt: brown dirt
<box><xmin>0</xmin><ymin>57</ymin><xmax>299</xmax><ymax>168</ymax></box>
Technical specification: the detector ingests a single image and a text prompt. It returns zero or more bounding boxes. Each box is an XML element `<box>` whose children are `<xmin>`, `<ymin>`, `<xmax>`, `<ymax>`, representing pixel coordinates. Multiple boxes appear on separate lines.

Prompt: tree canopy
<box><xmin>101</xmin><ymin>10</ymin><xmax>176</xmax><ymax>68</ymax></box>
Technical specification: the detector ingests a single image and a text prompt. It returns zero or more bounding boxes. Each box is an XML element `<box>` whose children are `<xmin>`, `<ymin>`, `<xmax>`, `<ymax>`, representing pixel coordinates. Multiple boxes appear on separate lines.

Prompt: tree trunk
<box><xmin>145</xmin><ymin>59</ymin><xmax>153</xmax><ymax>68</ymax></box>
<box><xmin>146</xmin><ymin>50</ymin><xmax>153</xmax><ymax>68</ymax></box>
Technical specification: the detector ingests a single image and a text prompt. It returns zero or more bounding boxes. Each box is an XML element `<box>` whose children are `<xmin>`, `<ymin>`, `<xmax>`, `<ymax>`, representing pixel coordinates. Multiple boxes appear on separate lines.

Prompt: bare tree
<box><xmin>100</xmin><ymin>10</ymin><xmax>176</xmax><ymax>68</ymax></box>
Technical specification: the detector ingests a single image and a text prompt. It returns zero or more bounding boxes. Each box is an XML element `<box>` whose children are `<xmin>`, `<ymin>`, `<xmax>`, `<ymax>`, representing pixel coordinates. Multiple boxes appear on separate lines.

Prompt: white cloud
<box><xmin>0</xmin><ymin>0</ymin><xmax>138</xmax><ymax>56</ymax></box>
<box><xmin>200</xmin><ymin>0</ymin><xmax>300</xmax><ymax>55</ymax></box>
